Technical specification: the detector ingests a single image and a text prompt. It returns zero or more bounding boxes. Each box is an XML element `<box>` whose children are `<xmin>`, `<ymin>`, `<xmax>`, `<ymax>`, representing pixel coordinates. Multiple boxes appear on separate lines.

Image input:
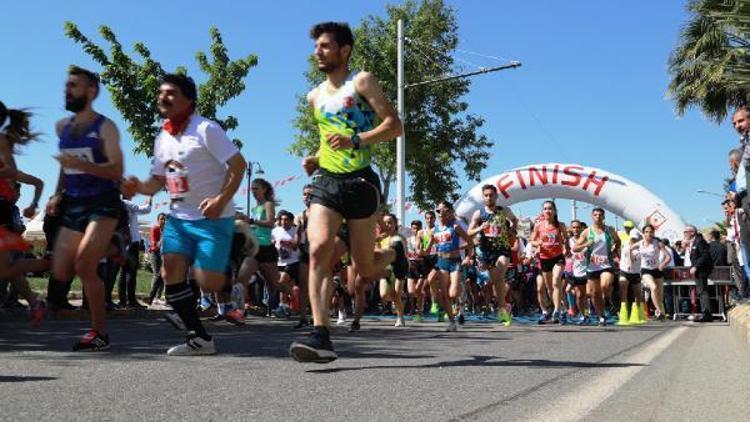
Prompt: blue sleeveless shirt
<box><xmin>58</xmin><ymin>114</ymin><xmax>118</xmax><ymax>198</ymax></box>
<box><xmin>433</xmin><ymin>220</ymin><xmax>461</xmax><ymax>254</ymax></box>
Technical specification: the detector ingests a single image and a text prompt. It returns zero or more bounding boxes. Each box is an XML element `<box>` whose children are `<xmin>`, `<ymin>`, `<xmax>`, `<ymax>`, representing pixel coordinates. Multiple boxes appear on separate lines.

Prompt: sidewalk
<box><xmin>0</xmin><ymin>299</ymin><xmax>173</xmax><ymax>322</ymax></box>
<box><xmin>728</xmin><ymin>303</ymin><xmax>750</xmax><ymax>351</ymax></box>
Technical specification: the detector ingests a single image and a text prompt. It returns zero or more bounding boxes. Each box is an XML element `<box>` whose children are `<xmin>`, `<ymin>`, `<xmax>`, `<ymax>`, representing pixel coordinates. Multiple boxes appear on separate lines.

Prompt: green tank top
<box><xmin>251</xmin><ymin>204</ymin><xmax>272</xmax><ymax>246</ymax></box>
<box><xmin>313</xmin><ymin>71</ymin><xmax>375</xmax><ymax>174</ymax></box>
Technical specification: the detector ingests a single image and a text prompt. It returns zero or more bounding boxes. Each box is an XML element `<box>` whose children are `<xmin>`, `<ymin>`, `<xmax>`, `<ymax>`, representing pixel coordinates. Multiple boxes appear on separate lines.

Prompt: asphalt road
<box><xmin>1</xmin><ymin>317</ymin><xmax>748</xmax><ymax>421</ymax></box>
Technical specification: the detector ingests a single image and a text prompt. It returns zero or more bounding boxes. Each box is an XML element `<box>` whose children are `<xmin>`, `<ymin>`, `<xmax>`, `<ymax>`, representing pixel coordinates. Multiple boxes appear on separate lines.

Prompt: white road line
<box><xmin>523</xmin><ymin>326</ymin><xmax>688</xmax><ymax>422</ymax></box>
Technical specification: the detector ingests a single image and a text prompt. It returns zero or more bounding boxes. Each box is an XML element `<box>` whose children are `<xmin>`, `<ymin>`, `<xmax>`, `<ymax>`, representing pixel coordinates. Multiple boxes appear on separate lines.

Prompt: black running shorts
<box><xmin>60</xmin><ymin>191</ymin><xmax>123</xmax><ymax>233</ymax></box>
<box><xmin>540</xmin><ymin>254</ymin><xmax>565</xmax><ymax>273</ymax></box>
<box><xmin>254</xmin><ymin>244</ymin><xmax>278</xmax><ymax>264</ymax></box>
<box><xmin>310</xmin><ymin>166</ymin><xmax>382</xmax><ymax>220</ymax></box>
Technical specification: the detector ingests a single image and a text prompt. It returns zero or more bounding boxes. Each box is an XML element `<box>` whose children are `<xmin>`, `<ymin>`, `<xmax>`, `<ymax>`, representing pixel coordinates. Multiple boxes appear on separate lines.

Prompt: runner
<box><xmin>420</xmin><ymin>211</ymin><xmax>440</xmax><ymax>318</ymax></box>
<box><xmin>567</xmin><ymin>220</ymin><xmax>588</xmax><ymax>322</ymax></box>
<box><xmin>468</xmin><ymin>184</ymin><xmax>517</xmax><ymax>326</ymax></box>
<box><xmin>530</xmin><ymin>200</ymin><xmax>568</xmax><ymax>324</ymax></box>
<box><xmin>293</xmin><ymin>184</ymin><xmax>313</xmax><ymax>328</ymax></box>
<box><xmin>235</xmin><ymin>178</ymin><xmax>291</xmax><ymax>319</ymax></box>
<box><xmin>289</xmin><ymin>22</ymin><xmax>405</xmax><ymax>363</ymax></box>
<box><xmin>617</xmin><ymin>220</ymin><xmax>643</xmax><ymax>324</ymax></box>
<box><xmin>425</xmin><ymin>201</ymin><xmax>472</xmax><ymax>332</ymax></box>
<box><xmin>45</xmin><ymin>68</ymin><xmax>124</xmax><ymax>350</ymax></box>
<box><xmin>634</xmin><ymin>224</ymin><xmax>671</xmax><ymax>321</ymax></box>
<box><xmin>378</xmin><ymin>213</ymin><xmax>407</xmax><ymax>327</ymax></box>
<box><xmin>1</xmin><ymin>101</ymin><xmax>49</xmax><ymax>286</ymax></box>
<box><xmin>121</xmin><ymin>73</ymin><xmax>247</xmax><ymax>355</ymax></box>
<box><xmin>574</xmin><ymin>208</ymin><xmax>620</xmax><ymax>326</ymax></box>
<box><xmin>0</xmin><ymin>181</ymin><xmax>47</xmax><ymax>327</ymax></box>
<box><xmin>406</xmin><ymin>219</ymin><xmax>426</xmax><ymax>321</ymax></box>
<box><xmin>273</xmin><ymin>209</ymin><xmax>305</xmax><ymax>325</ymax></box>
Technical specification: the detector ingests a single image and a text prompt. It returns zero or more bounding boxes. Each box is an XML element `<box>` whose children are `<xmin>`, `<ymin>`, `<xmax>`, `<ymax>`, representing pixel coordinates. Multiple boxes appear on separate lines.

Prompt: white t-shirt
<box><xmin>151</xmin><ymin>114</ymin><xmax>239</xmax><ymax>221</ymax></box>
<box><xmin>619</xmin><ymin>229</ymin><xmax>642</xmax><ymax>274</ymax></box>
<box><xmin>122</xmin><ymin>200</ymin><xmax>152</xmax><ymax>243</ymax></box>
<box><xmin>272</xmin><ymin>225</ymin><xmax>300</xmax><ymax>266</ymax></box>
<box><xmin>639</xmin><ymin>238</ymin><xmax>662</xmax><ymax>270</ymax></box>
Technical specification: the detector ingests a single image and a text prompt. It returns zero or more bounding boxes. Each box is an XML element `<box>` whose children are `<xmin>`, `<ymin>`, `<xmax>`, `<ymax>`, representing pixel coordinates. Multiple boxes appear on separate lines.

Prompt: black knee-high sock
<box><xmin>166</xmin><ymin>283</ymin><xmax>210</xmax><ymax>340</ymax></box>
<box><xmin>187</xmin><ymin>278</ymin><xmax>200</xmax><ymax>299</ymax></box>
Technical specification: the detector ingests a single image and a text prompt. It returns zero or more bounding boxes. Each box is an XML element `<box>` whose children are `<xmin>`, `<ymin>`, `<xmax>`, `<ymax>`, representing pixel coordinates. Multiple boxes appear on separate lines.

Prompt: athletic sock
<box><xmin>166</xmin><ymin>283</ymin><xmax>210</xmax><ymax>340</ymax></box>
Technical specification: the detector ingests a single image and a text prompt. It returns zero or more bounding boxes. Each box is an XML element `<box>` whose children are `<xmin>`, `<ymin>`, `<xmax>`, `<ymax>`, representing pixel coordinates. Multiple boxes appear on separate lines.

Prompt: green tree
<box><xmin>290</xmin><ymin>0</ymin><xmax>492</xmax><ymax>209</ymax></box>
<box><xmin>64</xmin><ymin>22</ymin><xmax>257</xmax><ymax>156</ymax></box>
<box><xmin>667</xmin><ymin>0</ymin><xmax>750</xmax><ymax>123</ymax></box>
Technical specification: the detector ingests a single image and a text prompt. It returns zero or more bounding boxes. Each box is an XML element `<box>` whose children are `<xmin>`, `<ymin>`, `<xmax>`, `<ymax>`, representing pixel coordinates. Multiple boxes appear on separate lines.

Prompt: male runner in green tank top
<box><xmin>290</xmin><ymin>22</ymin><xmax>405</xmax><ymax>363</ymax></box>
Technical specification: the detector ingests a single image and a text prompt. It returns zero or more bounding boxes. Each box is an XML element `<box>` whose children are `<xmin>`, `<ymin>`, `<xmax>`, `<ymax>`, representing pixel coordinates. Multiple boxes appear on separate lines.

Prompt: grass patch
<box><xmin>28</xmin><ymin>269</ymin><xmax>157</xmax><ymax>297</ymax></box>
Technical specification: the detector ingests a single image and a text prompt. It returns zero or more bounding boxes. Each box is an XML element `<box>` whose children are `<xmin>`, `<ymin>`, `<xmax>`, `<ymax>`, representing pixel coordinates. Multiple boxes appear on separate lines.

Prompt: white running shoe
<box><xmin>445</xmin><ymin>320</ymin><xmax>457</xmax><ymax>332</ymax></box>
<box><xmin>395</xmin><ymin>316</ymin><xmax>405</xmax><ymax>327</ymax></box>
<box><xmin>336</xmin><ymin>310</ymin><xmax>346</xmax><ymax>325</ymax></box>
<box><xmin>167</xmin><ymin>333</ymin><xmax>216</xmax><ymax>356</ymax></box>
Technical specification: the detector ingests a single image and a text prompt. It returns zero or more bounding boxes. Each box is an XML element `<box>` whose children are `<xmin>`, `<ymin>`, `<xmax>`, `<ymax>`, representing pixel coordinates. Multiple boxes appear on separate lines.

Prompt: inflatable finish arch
<box><xmin>455</xmin><ymin>163</ymin><xmax>687</xmax><ymax>244</ymax></box>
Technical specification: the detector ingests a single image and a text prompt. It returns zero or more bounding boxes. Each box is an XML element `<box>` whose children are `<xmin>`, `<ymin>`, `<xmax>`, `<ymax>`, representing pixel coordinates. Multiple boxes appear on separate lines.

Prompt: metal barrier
<box><xmin>663</xmin><ymin>266</ymin><xmax>732</xmax><ymax>322</ymax></box>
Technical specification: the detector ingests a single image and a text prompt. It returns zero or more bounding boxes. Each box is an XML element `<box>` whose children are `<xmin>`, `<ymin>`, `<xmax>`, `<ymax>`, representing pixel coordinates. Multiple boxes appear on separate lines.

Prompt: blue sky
<box><xmin>0</xmin><ymin>1</ymin><xmax>736</xmax><ymax>229</ymax></box>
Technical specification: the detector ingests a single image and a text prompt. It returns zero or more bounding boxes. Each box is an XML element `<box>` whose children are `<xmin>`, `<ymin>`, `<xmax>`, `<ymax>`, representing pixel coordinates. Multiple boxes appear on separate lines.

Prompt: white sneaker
<box><xmin>445</xmin><ymin>320</ymin><xmax>457</xmax><ymax>332</ymax></box>
<box><xmin>336</xmin><ymin>310</ymin><xmax>346</xmax><ymax>325</ymax></box>
<box><xmin>395</xmin><ymin>316</ymin><xmax>405</xmax><ymax>327</ymax></box>
<box><xmin>166</xmin><ymin>333</ymin><xmax>216</xmax><ymax>356</ymax></box>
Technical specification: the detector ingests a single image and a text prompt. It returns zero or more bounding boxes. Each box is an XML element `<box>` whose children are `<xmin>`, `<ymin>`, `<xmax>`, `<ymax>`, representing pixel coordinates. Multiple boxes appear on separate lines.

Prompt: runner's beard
<box><xmin>65</xmin><ymin>94</ymin><xmax>87</xmax><ymax>113</ymax></box>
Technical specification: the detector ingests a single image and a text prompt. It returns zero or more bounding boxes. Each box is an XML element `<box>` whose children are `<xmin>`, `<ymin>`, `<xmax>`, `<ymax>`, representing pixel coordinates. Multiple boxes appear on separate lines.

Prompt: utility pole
<box><xmin>395</xmin><ymin>18</ymin><xmax>521</xmax><ymax>224</ymax></box>
<box><xmin>396</xmin><ymin>19</ymin><xmax>405</xmax><ymax>225</ymax></box>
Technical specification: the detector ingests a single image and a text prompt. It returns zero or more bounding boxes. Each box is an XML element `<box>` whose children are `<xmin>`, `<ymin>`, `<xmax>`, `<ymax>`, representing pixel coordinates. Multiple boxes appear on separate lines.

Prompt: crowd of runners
<box><xmin>0</xmin><ymin>21</ymin><xmax>729</xmax><ymax>364</ymax></box>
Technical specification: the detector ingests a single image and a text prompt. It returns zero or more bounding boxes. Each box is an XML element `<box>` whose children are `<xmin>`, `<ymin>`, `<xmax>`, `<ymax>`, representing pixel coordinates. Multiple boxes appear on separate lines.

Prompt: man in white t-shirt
<box><xmin>272</xmin><ymin>210</ymin><xmax>301</xmax><ymax>318</ymax></box>
<box><xmin>122</xmin><ymin>74</ymin><xmax>247</xmax><ymax>356</ymax></box>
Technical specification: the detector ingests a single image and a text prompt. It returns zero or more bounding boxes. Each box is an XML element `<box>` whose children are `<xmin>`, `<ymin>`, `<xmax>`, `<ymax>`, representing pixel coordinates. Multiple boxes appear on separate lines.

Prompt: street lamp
<box><xmin>246</xmin><ymin>161</ymin><xmax>264</xmax><ymax>214</ymax></box>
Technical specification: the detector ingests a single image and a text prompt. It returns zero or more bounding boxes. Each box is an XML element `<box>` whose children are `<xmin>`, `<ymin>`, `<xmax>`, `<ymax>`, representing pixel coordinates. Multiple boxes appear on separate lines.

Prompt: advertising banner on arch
<box><xmin>454</xmin><ymin>163</ymin><xmax>687</xmax><ymax>243</ymax></box>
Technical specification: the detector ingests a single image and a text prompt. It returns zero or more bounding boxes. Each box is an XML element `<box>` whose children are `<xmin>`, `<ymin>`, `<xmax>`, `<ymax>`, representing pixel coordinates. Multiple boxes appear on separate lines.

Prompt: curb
<box><xmin>727</xmin><ymin>304</ymin><xmax>750</xmax><ymax>351</ymax></box>
<box><xmin>0</xmin><ymin>307</ymin><xmax>172</xmax><ymax>323</ymax></box>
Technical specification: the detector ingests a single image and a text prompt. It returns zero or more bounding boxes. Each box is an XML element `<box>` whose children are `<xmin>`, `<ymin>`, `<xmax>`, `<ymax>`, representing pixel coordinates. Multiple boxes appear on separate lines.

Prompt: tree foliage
<box><xmin>64</xmin><ymin>22</ymin><xmax>257</xmax><ymax>156</ymax></box>
<box><xmin>290</xmin><ymin>0</ymin><xmax>492</xmax><ymax>209</ymax></box>
<box><xmin>668</xmin><ymin>0</ymin><xmax>750</xmax><ymax>122</ymax></box>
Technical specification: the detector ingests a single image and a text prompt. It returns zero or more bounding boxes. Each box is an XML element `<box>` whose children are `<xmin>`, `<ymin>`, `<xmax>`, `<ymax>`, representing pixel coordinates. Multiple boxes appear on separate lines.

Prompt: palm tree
<box><xmin>668</xmin><ymin>0</ymin><xmax>750</xmax><ymax>123</ymax></box>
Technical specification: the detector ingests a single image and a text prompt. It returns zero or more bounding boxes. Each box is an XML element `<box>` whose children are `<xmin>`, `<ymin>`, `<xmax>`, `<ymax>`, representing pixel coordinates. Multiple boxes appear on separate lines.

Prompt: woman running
<box><xmin>0</xmin><ymin>101</ymin><xmax>48</xmax><ymax>326</ymax></box>
<box><xmin>235</xmin><ymin>178</ymin><xmax>291</xmax><ymax>318</ymax></box>
<box><xmin>530</xmin><ymin>200</ymin><xmax>568</xmax><ymax>324</ymax></box>
<box><xmin>634</xmin><ymin>224</ymin><xmax>671</xmax><ymax>321</ymax></box>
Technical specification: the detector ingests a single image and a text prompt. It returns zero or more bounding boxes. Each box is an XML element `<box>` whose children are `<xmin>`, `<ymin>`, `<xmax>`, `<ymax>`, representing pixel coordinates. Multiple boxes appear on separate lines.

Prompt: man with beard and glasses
<box><xmin>289</xmin><ymin>22</ymin><xmax>405</xmax><ymax>363</ymax></box>
<box><xmin>46</xmin><ymin>66</ymin><xmax>124</xmax><ymax>351</ymax></box>
<box><xmin>121</xmin><ymin>73</ymin><xmax>246</xmax><ymax>356</ymax></box>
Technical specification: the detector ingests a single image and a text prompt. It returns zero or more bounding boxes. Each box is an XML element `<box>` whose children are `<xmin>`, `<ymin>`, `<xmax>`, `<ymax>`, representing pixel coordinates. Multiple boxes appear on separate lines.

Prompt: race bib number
<box><xmin>483</xmin><ymin>224</ymin><xmax>499</xmax><ymax>237</ymax></box>
<box><xmin>166</xmin><ymin>172</ymin><xmax>190</xmax><ymax>200</ymax></box>
<box><xmin>645</xmin><ymin>257</ymin><xmax>657</xmax><ymax>268</ymax></box>
<box><xmin>591</xmin><ymin>254</ymin><xmax>609</xmax><ymax>266</ymax></box>
<box><xmin>60</xmin><ymin>147</ymin><xmax>94</xmax><ymax>175</ymax></box>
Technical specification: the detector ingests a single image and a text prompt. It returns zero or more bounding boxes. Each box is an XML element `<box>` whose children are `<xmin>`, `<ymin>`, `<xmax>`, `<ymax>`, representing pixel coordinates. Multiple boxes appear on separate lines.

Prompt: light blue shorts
<box><xmin>161</xmin><ymin>216</ymin><xmax>234</xmax><ymax>273</ymax></box>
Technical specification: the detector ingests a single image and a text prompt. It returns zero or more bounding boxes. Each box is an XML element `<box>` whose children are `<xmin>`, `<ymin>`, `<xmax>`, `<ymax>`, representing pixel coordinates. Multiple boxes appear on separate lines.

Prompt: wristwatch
<box><xmin>351</xmin><ymin>134</ymin><xmax>361</xmax><ymax>150</ymax></box>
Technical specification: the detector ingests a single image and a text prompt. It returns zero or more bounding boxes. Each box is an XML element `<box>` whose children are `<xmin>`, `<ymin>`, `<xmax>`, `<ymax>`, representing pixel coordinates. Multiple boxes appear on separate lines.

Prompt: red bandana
<box><xmin>163</xmin><ymin>106</ymin><xmax>195</xmax><ymax>136</ymax></box>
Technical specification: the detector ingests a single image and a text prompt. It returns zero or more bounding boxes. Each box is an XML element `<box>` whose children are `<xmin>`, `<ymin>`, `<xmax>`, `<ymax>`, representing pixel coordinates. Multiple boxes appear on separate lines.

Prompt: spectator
<box><xmin>684</xmin><ymin>225</ymin><xmax>714</xmax><ymax>322</ymax></box>
<box><xmin>115</xmin><ymin>195</ymin><xmax>151</xmax><ymax>308</ymax></box>
<box><xmin>707</xmin><ymin>229</ymin><xmax>728</xmax><ymax>267</ymax></box>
